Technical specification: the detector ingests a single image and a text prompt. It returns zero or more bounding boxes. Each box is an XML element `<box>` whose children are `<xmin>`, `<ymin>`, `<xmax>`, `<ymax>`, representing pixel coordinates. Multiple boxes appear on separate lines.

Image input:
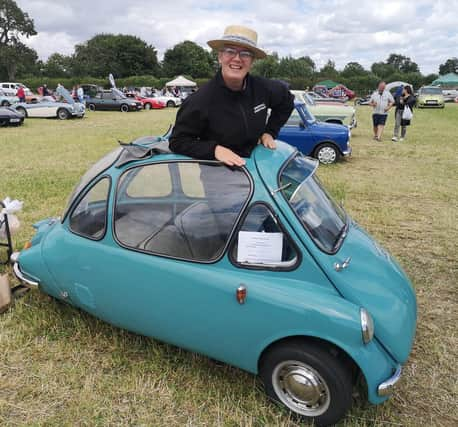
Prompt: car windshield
<box><xmin>421</xmin><ymin>87</ymin><xmax>442</xmax><ymax>95</ymax></box>
<box><xmin>297</xmin><ymin>103</ymin><xmax>316</xmax><ymax>122</ymax></box>
<box><xmin>63</xmin><ymin>147</ymin><xmax>123</xmax><ymax>218</ymax></box>
<box><xmin>280</xmin><ymin>153</ymin><xmax>347</xmax><ymax>253</ymax></box>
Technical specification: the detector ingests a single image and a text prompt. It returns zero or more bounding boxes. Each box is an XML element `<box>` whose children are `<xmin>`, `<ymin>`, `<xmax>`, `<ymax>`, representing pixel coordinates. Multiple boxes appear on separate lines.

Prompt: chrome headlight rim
<box><xmin>360</xmin><ymin>307</ymin><xmax>374</xmax><ymax>344</ymax></box>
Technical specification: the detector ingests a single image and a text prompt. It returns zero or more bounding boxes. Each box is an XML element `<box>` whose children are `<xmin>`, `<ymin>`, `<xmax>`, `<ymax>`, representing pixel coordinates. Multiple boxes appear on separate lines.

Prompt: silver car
<box><xmin>13</xmin><ymin>86</ymin><xmax>85</xmax><ymax>120</ymax></box>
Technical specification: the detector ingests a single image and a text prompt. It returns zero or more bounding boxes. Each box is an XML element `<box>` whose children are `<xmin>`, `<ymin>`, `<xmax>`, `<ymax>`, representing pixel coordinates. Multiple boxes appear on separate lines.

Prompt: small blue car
<box><xmin>11</xmin><ymin>135</ymin><xmax>416</xmax><ymax>426</ymax></box>
<box><xmin>279</xmin><ymin>102</ymin><xmax>352</xmax><ymax>164</ymax></box>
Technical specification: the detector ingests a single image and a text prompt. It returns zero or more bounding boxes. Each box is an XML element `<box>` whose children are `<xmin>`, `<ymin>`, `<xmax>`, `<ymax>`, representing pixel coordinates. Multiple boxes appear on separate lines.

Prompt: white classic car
<box><xmin>0</xmin><ymin>89</ymin><xmax>19</xmax><ymax>106</ymax></box>
<box><xmin>13</xmin><ymin>87</ymin><xmax>85</xmax><ymax>120</ymax></box>
<box><xmin>151</xmin><ymin>93</ymin><xmax>182</xmax><ymax>108</ymax></box>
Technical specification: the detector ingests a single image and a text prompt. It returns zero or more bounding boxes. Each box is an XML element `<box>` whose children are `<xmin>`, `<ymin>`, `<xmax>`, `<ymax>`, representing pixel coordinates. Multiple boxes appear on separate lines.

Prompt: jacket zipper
<box><xmin>238</xmin><ymin>100</ymin><xmax>249</xmax><ymax>136</ymax></box>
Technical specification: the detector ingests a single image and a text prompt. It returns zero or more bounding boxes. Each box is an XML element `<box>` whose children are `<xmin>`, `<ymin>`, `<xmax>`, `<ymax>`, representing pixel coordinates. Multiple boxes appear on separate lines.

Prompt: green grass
<box><xmin>1</xmin><ymin>105</ymin><xmax>457</xmax><ymax>426</ymax></box>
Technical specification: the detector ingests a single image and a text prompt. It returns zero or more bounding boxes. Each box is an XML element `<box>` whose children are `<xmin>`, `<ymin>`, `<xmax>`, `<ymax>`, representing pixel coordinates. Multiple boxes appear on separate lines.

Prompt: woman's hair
<box><xmin>404</xmin><ymin>85</ymin><xmax>413</xmax><ymax>95</ymax></box>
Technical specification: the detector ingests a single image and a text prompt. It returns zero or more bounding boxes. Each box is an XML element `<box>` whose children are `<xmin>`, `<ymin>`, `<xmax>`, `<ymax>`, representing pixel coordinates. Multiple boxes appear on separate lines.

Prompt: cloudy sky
<box><xmin>16</xmin><ymin>0</ymin><xmax>458</xmax><ymax>74</ymax></box>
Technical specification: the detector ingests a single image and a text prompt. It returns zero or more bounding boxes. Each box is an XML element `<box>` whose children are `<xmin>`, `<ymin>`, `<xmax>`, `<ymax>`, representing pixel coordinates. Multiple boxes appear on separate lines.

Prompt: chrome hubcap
<box><xmin>318</xmin><ymin>147</ymin><xmax>337</xmax><ymax>164</ymax></box>
<box><xmin>272</xmin><ymin>361</ymin><xmax>330</xmax><ymax>416</ymax></box>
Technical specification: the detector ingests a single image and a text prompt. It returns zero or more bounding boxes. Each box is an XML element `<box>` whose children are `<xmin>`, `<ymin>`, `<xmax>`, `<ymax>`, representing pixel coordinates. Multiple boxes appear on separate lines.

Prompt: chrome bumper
<box><xmin>11</xmin><ymin>255</ymin><xmax>39</xmax><ymax>289</ymax></box>
<box><xmin>378</xmin><ymin>365</ymin><xmax>402</xmax><ymax>396</ymax></box>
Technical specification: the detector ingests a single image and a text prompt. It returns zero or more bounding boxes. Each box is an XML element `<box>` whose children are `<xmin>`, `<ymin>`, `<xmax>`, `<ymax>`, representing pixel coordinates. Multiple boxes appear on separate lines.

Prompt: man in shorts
<box><xmin>369</xmin><ymin>81</ymin><xmax>394</xmax><ymax>141</ymax></box>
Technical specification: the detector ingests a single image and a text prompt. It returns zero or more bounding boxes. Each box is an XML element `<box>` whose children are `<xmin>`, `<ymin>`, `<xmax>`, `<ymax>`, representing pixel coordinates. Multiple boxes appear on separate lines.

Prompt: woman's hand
<box><xmin>214</xmin><ymin>145</ymin><xmax>246</xmax><ymax>167</ymax></box>
<box><xmin>259</xmin><ymin>133</ymin><xmax>276</xmax><ymax>149</ymax></box>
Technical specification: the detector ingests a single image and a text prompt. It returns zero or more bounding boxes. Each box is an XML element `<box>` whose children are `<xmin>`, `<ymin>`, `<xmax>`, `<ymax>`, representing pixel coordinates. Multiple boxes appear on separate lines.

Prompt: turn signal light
<box><xmin>23</xmin><ymin>241</ymin><xmax>32</xmax><ymax>250</ymax></box>
<box><xmin>236</xmin><ymin>285</ymin><xmax>247</xmax><ymax>304</ymax></box>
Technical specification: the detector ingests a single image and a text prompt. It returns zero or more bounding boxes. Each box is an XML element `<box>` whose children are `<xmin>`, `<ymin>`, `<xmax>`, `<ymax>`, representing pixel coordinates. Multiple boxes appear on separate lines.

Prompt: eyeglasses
<box><xmin>220</xmin><ymin>47</ymin><xmax>254</xmax><ymax>60</ymax></box>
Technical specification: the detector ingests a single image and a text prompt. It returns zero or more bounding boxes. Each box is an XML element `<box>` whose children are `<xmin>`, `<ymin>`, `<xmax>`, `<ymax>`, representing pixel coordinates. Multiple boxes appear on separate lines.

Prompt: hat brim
<box><xmin>207</xmin><ymin>39</ymin><xmax>266</xmax><ymax>59</ymax></box>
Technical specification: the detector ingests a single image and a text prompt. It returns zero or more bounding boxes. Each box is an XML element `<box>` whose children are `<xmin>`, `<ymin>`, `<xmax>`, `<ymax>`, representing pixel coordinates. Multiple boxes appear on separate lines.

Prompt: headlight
<box><xmin>360</xmin><ymin>308</ymin><xmax>374</xmax><ymax>344</ymax></box>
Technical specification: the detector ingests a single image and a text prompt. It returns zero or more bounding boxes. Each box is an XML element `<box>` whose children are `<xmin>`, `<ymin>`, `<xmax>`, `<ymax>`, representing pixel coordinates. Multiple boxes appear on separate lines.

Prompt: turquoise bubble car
<box><xmin>11</xmin><ymin>134</ymin><xmax>417</xmax><ymax>426</ymax></box>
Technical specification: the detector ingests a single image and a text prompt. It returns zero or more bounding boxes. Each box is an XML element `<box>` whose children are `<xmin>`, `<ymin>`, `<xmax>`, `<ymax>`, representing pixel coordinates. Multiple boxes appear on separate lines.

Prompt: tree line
<box><xmin>1</xmin><ymin>0</ymin><xmax>457</xmax><ymax>95</ymax></box>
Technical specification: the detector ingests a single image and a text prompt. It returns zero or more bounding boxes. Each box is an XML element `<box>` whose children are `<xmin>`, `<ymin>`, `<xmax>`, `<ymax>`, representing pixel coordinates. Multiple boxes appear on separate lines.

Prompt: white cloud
<box><xmin>14</xmin><ymin>0</ymin><xmax>458</xmax><ymax>74</ymax></box>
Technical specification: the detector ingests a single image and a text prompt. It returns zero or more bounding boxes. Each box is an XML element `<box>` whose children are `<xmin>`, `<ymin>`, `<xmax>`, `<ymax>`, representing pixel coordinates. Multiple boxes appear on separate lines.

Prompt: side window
<box><xmin>231</xmin><ymin>203</ymin><xmax>299</xmax><ymax>269</ymax></box>
<box><xmin>69</xmin><ymin>177</ymin><xmax>110</xmax><ymax>240</ymax></box>
<box><xmin>286</xmin><ymin>109</ymin><xmax>302</xmax><ymax>127</ymax></box>
<box><xmin>114</xmin><ymin>162</ymin><xmax>251</xmax><ymax>262</ymax></box>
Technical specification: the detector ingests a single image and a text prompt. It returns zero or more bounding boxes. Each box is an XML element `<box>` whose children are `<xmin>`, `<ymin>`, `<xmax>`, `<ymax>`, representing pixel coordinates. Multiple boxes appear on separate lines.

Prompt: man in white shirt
<box><xmin>369</xmin><ymin>81</ymin><xmax>394</xmax><ymax>141</ymax></box>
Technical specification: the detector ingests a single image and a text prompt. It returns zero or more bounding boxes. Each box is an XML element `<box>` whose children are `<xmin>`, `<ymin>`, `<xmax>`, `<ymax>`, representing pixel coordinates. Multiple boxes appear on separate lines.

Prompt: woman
<box><xmin>392</xmin><ymin>85</ymin><xmax>416</xmax><ymax>142</ymax></box>
<box><xmin>169</xmin><ymin>25</ymin><xmax>294</xmax><ymax>166</ymax></box>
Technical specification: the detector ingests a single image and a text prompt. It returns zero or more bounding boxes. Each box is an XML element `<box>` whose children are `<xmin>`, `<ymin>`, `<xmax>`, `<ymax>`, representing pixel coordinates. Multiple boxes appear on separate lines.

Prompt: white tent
<box><xmin>166</xmin><ymin>75</ymin><xmax>197</xmax><ymax>88</ymax></box>
<box><xmin>386</xmin><ymin>81</ymin><xmax>413</xmax><ymax>92</ymax></box>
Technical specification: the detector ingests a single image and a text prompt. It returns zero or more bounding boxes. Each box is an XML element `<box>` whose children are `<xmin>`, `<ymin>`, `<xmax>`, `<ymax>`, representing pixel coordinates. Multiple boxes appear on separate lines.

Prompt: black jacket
<box><xmin>169</xmin><ymin>70</ymin><xmax>294</xmax><ymax>159</ymax></box>
<box><xmin>394</xmin><ymin>94</ymin><xmax>416</xmax><ymax>111</ymax></box>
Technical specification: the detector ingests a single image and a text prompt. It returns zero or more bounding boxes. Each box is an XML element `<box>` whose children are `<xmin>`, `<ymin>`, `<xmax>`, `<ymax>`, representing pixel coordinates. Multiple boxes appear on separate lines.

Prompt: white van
<box><xmin>0</xmin><ymin>82</ymin><xmax>32</xmax><ymax>96</ymax></box>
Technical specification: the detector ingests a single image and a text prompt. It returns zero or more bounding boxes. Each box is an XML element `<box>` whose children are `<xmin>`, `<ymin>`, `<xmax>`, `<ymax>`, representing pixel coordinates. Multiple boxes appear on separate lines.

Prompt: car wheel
<box><xmin>1</xmin><ymin>100</ymin><xmax>9</xmax><ymax>107</ymax></box>
<box><xmin>120</xmin><ymin>104</ymin><xmax>129</xmax><ymax>112</ymax></box>
<box><xmin>314</xmin><ymin>143</ymin><xmax>340</xmax><ymax>165</ymax></box>
<box><xmin>16</xmin><ymin>107</ymin><xmax>27</xmax><ymax>118</ymax></box>
<box><xmin>144</xmin><ymin>103</ymin><xmax>152</xmax><ymax>110</ymax></box>
<box><xmin>88</xmin><ymin>103</ymin><xmax>96</xmax><ymax>111</ymax></box>
<box><xmin>0</xmin><ymin>119</ymin><xmax>7</xmax><ymax>126</ymax></box>
<box><xmin>57</xmin><ymin>108</ymin><xmax>70</xmax><ymax>120</ymax></box>
<box><xmin>166</xmin><ymin>100</ymin><xmax>175</xmax><ymax>108</ymax></box>
<box><xmin>260</xmin><ymin>341</ymin><xmax>352</xmax><ymax>427</ymax></box>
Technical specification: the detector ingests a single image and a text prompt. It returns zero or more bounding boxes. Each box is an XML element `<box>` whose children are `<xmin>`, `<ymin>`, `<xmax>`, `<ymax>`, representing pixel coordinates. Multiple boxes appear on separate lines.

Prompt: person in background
<box><xmin>392</xmin><ymin>85</ymin><xmax>416</xmax><ymax>142</ymax></box>
<box><xmin>16</xmin><ymin>86</ymin><xmax>25</xmax><ymax>103</ymax></box>
<box><xmin>42</xmin><ymin>84</ymin><xmax>50</xmax><ymax>97</ymax></box>
<box><xmin>369</xmin><ymin>81</ymin><xmax>394</xmax><ymax>142</ymax></box>
<box><xmin>76</xmin><ymin>85</ymin><xmax>84</xmax><ymax>104</ymax></box>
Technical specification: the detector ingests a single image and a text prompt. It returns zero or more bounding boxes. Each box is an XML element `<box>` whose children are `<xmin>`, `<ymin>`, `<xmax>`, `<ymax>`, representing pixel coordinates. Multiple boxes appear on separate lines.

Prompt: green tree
<box><xmin>0</xmin><ymin>0</ymin><xmax>37</xmax><ymax>80</ymax></box>
<box><xmin>438</xmin><ymin>58</ymin><xmax>458</xmax><ymax>75</ymax></box>
<box><xmin>162</xmin><ymin>41</ymin><xmax>214</xmax><ymax>78</ymax></box>
<box><xmin>251</xmin><ymin>53</ymin><xmax>280</xmax><ymax>78</ymax></box>
<box><xmin>72</xmin><ymin>34</ymin><xmax>159</xmax><ymax>78</ymax></box>
<box><xmin>370</xmin><ymin>61</ymin><xmax>396</xmax><ymax>79</ymax></box>
<box><xmin>341</xmin><ymin>62</ymin><xmax>367</xmax><ymax>78</ymax></box>
<box><xmin>277</xmin><ymin>56</ymin><xmax>314</xmax><ymax>80</ymax></box>
<box><xmin>318</xmin><ymin>59</ymin><xmax>339</xmax><ymax>79</ymax></box>
<box><xmin>42</xmin><ymin>53</ymin><xmax>73</xmax><ymax>77</ymax></box>
<box><xmin>386</xmin><ymin>53</ymin><xmax>419</xmax><ymax>73</ymax></box>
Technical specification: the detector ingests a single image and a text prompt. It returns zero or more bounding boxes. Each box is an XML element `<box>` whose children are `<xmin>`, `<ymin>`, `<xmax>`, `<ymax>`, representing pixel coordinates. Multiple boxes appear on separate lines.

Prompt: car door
<box><xmin>278</xmin><ymin>107</ymin><xmax>316</xmax><ymax>156</ymax></box>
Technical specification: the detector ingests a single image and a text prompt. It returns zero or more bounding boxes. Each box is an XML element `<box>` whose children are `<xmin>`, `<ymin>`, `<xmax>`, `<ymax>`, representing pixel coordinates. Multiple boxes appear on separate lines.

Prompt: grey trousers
<box><xmin>393</xmin><ymin>110</ymin><xmax>407</xmax><ymax>138</ymax></box>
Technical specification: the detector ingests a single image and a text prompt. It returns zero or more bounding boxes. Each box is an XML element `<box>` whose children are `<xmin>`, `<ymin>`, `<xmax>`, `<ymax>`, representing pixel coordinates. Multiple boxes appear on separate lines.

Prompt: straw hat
<box><xmin>207</xmin><ymin>25</ymin><xmax>267</xmax><ymax>59</ymax></box>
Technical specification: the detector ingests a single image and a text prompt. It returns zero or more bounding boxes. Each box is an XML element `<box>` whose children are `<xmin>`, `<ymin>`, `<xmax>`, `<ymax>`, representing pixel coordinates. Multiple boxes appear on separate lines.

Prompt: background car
<box><xmin>125</xmin><ymin>93</ymin><xmax>165</xmax><ymax>109</ymax></box>
<box><xmin>416</xmin><ymin>86</ymin><xmax>445</xmax><ymax>108</ymax></box>
<box><xmin>151</xmin><ymin>93</ymin><xmax>182</xmax><ymax>108</ymax></box>
<box><xmin>11</xmin><ymin>136</ymin><xmax>416</xmax><ymax>426</ymax></box>
<box><xmin>292</xmin><ymin>90</ymin><xmax>357</xmax><ymax>128</ymax></box>
<box><xmin>0</xmin><ymin>82</ymin><xmax>36</xmax><ymax>102</ymax></box>
<box><xmin>86</xmin><ymin>88</ymin><xmax>142</xmax><ymax>112</ymax></box>
<box><xmin>0</xmin><ymin>106</ymin><xmax>24</xmax><ymax>126</ymax></box>
<box><xmin>0</xmin><ymin>89</ymin><xmax>19</xmax><ymax>106</ymax></box>
<box><xmin>13</xmin><ymin>86</ymin><xmax>85</xmax><ymax>119</ymax></box>
<box><xmin>307</xmin><ymin>91</ymin><xmax>346</xmax><ymax>104</ymax></box>
<box><xmin>278</xmin><ymin>101</ymin><xmax>352</xmax><ymax>164</ymax></box>
<box><xmin>442</xmin><ymin>89</ymin><xmax>458</xmax><ymax>102</ymax></box>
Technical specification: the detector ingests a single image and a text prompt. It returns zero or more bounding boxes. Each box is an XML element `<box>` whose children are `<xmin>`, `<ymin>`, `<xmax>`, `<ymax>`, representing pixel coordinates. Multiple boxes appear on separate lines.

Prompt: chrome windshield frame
<box><xmin>278</xmin><ymin>152</ymin><xmax>349</xmax><ymax>255</ymax></box>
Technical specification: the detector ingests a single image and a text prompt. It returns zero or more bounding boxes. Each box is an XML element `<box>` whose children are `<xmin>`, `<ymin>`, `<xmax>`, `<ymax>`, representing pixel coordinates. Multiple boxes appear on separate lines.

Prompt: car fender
<box><xmin>249</xmin><ymin>290</ymin><xmax>397</xmax><ymax>404</ymax></box>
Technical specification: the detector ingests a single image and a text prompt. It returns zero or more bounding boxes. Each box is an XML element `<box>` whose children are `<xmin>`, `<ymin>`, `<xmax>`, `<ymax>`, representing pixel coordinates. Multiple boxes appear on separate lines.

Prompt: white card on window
<box><xmin>237</xmin><ymin>231</ymin><xmax>283</xmax><ymax>264</ymax></box>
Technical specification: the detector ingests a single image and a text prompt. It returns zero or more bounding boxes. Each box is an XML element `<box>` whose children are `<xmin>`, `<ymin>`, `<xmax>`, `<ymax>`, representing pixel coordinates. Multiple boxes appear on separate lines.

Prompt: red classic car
<box><xmin>126</xmin><ymin>93</ymin><xmax>165</xmax><ymax>110</ymax></box>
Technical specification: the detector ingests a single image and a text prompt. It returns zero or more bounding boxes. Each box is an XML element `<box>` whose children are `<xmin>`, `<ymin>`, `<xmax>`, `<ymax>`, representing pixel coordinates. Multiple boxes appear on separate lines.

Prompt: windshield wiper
<box><xmin>333</xmin><ymin>215</ymin><xmax>349</xmax><ymax>251</ymax></box>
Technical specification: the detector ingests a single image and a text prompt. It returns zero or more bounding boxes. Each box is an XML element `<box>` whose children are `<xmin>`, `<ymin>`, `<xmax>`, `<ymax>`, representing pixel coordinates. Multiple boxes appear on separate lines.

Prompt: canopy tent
<box><xmin>166</xmin><ymin>75</ymin><xmax>197</xmax><ymax>88</ymax></box>
<box><xmin>431</xmin><ymin>73</ymin><xmax>458</xmax><ymax>88</ymax></box>
<box><xmin>386</xmin><ymin>81</ymin><xmax>412</xmax><ymax>92</ymax></box>
<box><xmin>315</xmin><ymin>79</ymin><xmax>341</xmax><ymax>89</ymax></box>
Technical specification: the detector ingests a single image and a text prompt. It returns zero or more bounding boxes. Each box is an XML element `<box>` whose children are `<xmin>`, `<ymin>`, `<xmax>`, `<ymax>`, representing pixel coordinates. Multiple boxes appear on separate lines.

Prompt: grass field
<box><xmin>1</xmin><ymin>104</ymin><xmax>457</xmax><ymax>426</ymax></box>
